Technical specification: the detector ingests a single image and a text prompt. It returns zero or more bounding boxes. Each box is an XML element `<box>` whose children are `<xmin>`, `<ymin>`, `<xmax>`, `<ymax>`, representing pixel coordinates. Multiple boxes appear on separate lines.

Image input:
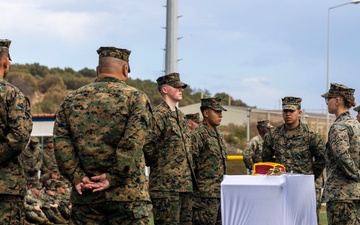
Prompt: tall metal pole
<box><xmin>165</xmin><ymin>0</ymin><xmax>179</xmax><ymax>74</ymax></box>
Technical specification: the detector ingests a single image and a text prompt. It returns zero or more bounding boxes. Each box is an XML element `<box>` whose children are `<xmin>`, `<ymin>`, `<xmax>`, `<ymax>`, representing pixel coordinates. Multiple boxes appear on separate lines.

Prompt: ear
<box><xmin>203</xmin><ymin>109</ymin><xmax>209</xmax><ymax>118</ymax></box>
<box><xmin>298</xmin><ymin>109</ymin><xmax>303</xmax><ymax>116</ymax></box>
<box><xmin>123</xmin><ymin>64</ymin><xmax>129</xmax><ymax>77</ymax></box>
<box><xmin>161</xmin><ymin>86</ymin><xmax>168</xmax><ymax>94</ymax></box>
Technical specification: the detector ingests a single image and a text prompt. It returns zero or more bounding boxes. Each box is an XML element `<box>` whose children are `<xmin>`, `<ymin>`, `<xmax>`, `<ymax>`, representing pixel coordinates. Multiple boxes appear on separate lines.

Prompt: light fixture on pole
<box><xmin>326</xmin><ymin>0</ymin><xmax>360</xmax><ymax>137</ymax></box>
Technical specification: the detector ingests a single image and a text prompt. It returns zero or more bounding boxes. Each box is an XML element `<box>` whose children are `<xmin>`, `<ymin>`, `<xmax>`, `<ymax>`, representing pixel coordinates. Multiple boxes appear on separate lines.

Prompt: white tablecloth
<box><xmin>221</xmin><ymin>174</ymin><xmax>317</xmax><ymax>225</ymax></box>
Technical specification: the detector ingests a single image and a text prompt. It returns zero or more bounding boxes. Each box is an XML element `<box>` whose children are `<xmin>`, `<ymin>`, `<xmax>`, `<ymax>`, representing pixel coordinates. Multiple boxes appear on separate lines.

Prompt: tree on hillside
<box><xmin>7</xmin><ymin>72</ymin><xmax>38</xmax><ymax>98</ymax></box>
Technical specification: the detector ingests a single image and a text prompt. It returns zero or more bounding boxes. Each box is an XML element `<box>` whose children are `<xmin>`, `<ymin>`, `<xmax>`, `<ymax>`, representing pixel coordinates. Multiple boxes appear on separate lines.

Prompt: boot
<box><xmin>24</xmin><ymin>220</ymin><xmax>36</xmax><ymax>225</ymax></box>
<box><xmin>52</xmin><ymin>215</ymin><xmax>68</xmax><ymax>224</ymax></box>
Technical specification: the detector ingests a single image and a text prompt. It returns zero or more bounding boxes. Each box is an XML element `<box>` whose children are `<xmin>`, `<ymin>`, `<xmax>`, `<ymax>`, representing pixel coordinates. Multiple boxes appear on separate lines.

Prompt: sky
<box><xmin>1</xmin><ymin>0</ymin><xmax>360</xmax><ymax>114</ymax></box>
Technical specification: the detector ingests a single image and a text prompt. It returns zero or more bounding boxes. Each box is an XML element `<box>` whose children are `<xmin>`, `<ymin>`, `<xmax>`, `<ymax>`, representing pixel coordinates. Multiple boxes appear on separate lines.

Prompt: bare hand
<box><xmin>75</xmin><ymin>176</ymin><xmax>94</xmax><ymax>195</ymax></box>
<box><xmin>90</xmin><ymin>173</ymin><xmax>110</xmax><ymax>192</ymax></box>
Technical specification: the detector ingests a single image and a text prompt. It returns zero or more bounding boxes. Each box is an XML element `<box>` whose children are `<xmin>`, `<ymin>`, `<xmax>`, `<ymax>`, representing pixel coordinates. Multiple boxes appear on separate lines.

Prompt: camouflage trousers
<box><xmin>192</xmin><ymin>195</ymin><xmax>221</xmax><ymax>225</ymax></box>
<box><xmin>0</xmin><ymin>195</ymin><xmax>25</xmax><ymax>225</ymax></box>
<box><xmin>70</xmin><ymin>201</ymin><xmax>152</xmax><ymax>225</ymax></box>
<box><xmin>326</xmin><ymin>200</ymin><xmax>360</xmax><ymax>225</ymax></box>
<box><xmin>316</xmin><ymin>187</ymin><xmax>322</xmax><ymax>223</ymax></box>
<box><xmin>150</xmin><ymin>191</ymin><xmax>192</xmax><ymax>225</ymax></box>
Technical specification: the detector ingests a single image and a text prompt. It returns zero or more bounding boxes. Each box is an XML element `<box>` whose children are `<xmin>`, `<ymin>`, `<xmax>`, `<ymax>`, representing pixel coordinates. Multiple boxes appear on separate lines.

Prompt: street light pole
<box><xmin>326</xmin><ymin>0</ymin><xmax>360</xmax><ymax>138</ymax></box>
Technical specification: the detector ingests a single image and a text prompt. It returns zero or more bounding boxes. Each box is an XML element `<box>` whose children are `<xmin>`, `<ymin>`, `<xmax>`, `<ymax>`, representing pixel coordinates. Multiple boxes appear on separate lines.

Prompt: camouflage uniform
<box><xmin>244</xmin><ymin>135</ymin><xmax>263</xmax><ymax>172</ymax></box>
<box><xmin>261</xmin><ymin>121</ymin><xmax>325</xmax><ymax>178</ymax></box>
<box><xmin>321</xmin><ymin>83</ymin><xmax>360</xmax><ymax>225</ymax></box>
<box><xmin>40</xmin><ymin>182</ymin><xmax>68</xmax><ymax>224</ymax></box>
<box><xmin>24</xmin><ymin>183</ymin><xmax>52</xmax><ymax>225</ymax></box>
<box><xmin>54</xmin><ymin>47</ymin><xmax>152</xmax><ymax>224</ymax></box>
<box><xmin>19</xmin><ymin>137</ymin><xmax>43</xmax><ymax>182</ymax></box>
<box><xmin>0</xmin><ymin>39</ymin><xmax>33</xmax><ymax>224</ymax></box>
<box><xmin>245</xmin><ymin>120</ymin><xmax>273</xmax><ymax>172</ymax></box>
<box><xmin>143</xmin><ymin>73</ymin><xmax>195</xmax><ymax>225</ymax></box>
<box><xmin>191</xmin><ymin>97</ymin><xmax>227</xmax><ymax>225</ymax></box>
<box><xmin>261</xmin><ymin>97</ymin><xmax>325</xmax><ymax>223</ymax></box>
<box><xmin>41</xmin><ymin>138</ymin><xmax>57</xmax><ymax>175</ymax></box>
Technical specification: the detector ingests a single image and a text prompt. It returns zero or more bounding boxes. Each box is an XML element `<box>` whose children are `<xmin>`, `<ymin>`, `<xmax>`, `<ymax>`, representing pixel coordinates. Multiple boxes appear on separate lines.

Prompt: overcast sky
<box><xmin>2</xmin><ymin>0</ymin><xmax>360</xmax><ymax>114</ymax></box>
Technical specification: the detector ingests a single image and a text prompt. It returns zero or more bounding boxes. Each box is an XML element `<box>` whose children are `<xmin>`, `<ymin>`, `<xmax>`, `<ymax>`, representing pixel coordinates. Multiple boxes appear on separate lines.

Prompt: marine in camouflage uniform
<box><xmin>185</xmin><ymin>112</ymin><xmax>201</xmax><ymax>131</ymax></box>
<box><xmin>41</xmin><ymin>137</ymin><xmax>57</xmax><ymax>175</ymax></box>
<box><xmin>41</xmin><ymin>181</ymin><xmax>68</xmax><ymax>224</ymax></box>
<box><xmin>261</xmin><ymin>97</ymin><xmax>326</xmax><ymax>222</ymax></box>
<box><xmin>321</xmin><ymin>83</ymin><xmax>360</xmax><ymax>225</ymax></box>
<box><xmin>243</xmin><ymin>120</ymin><xmax>273</xmax><ymax>174</ymax></box>
<box><xmin>143</xmin><ymin>73</ymin><xmax>195</xmax><ymax>225</ymax></box>
<box><xmin>19</xmin><ymin>137</ymin><xmax>43</xmax><ymax>182</ymax></box>
<box><xmin>54</xmin><ymin>47</ymin><xmax>153</xmax><ymax>224</ymax></box>
<box><xmin>24</xmin><ymin>182</ymin><xmax>53</xmax><ymax>225</ymax></box>
<box><xmin>0</xmin><ymin>39</ymin><xmax>33</xmax><ymax>224</ymax></box>
<box><xmin>191</xmin><ymin>97</ymin><xmax>227</xmax><ymax>225</ymax></box>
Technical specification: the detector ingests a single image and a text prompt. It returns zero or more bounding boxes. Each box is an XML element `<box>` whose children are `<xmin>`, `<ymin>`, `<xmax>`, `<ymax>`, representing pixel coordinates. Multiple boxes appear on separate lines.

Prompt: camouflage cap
<box><xmin>156</xmin><ymin>73</ymin><xmax>187</xmax><ymax>88</ymax></box>
<box><xmin>257</xmin><ymin>119</ymin><xmax>273</xmax><ymax>128</ymax></box>
<box><xmin>54</xmin><ymin>181</ymin><xmax>67</xmax><ymax>189</ymax></box>
<box><xmin>97</xmin><ymin>46</ymin><xmax>131</xmax><ymax>72</ymax></box>
<box><xmin>51</xmin><ymin>165</ymin><xmax>59</xmax><ymax>172</ymax></box>
<box><xmin>201</xmin><ymin>97</ymin><xmax>227</xmax><ymax>111</ymax></box>
<box><xmin>45</xmin><ymin>137</ymin><xmax>53</xmax><ymax>143</ymax></box>
<box><xmin>32</xmin><ymin>181</ymin><xmax>43</xmax><ymax>190</ymax></box>
<box><xmin>282</xmin><ymin>96</ymin><xmax>302</xmax><ymax>111</ymax></box>
<box><xmin>0</xmin><ymin>39</ymin><xmax>11</xmax><ymax>60</ymax></box>
<box><xmin>185</xmin><ymin>113</ymin><xmax>201</xmax><ymax>123</ymax></box>
<box><xmin>321</xmin><ymin>83</ymin><xmax>355</xmax><ymax>99</ymax></box>
<box><xmin>354</xmin><ymin>105</ymin><xmax>360</xmax><ymax>112</ymax></box>
<box><xmin>30</xmin><ymin>137</ymin><xmax>40</xmax><ymax>143</ymax></box>
<box><xmin>44</xmin><ymin>179</ymin><xmax>57</xmax><ymax>191</ymax></box>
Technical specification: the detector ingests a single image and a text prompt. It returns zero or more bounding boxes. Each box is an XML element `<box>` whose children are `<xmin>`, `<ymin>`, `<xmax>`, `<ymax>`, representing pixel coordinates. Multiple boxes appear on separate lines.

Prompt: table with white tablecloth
<box><xmin>221</xmin><ymin>174</ymin><xmax>317</xmax><ymax>225</ymax></box>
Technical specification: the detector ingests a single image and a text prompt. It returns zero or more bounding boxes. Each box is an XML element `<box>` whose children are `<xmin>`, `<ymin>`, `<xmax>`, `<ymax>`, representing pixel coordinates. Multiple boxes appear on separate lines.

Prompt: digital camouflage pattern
<box><xmin>0</xmin><ymin>79</ymin><xmax>32</xmax><ymax>196</ymax></box>
<box><xmin>261</xmin><ymin>121</ymin><xmax>326</xmax><ymax>179</ymax></box>
<box><xmin>191</xmin><ymin>122</ymin><xmax>227</xmax><ymax>198</ymax></box>
<box><xmin>192</xmin><ymin>194</ymin><xmax>221</xmax><ymax>225</ymax></box>
<box><xmin>326</xmin><ymin>201</ymin><xmax>360</xmax><ymax>225</ymax></box>
<box><xmin>150</xmin><ymin>192</ymin><xmax>192</xmax><ymax>225</ymax></box>
<box><xmin>54</xmin><ymin>76</ymin><xmax>152</xmax><ymax>204</ymax></box>
<box><xmin>0</xmin><ymin>39</ymin><xmax>11</xmax><ymax>60</ymax></box>
<box><xmin>71</xmin><ymin>201</ymin><xmax>152</xmax><ymax>224</ymax></box>
<box><xmin>243</xmin><ymin>134</ymin><xmax>264</xmax><ymax>171</ymax></box>
<box><xmin>156</xmin><ymin>72</ymin><xmax>187</xmax><ymax>88</ymax></box>
<box><xmin>185</xmin><ymin>113</ymin><xmax>201</xmax><ymax>124</ymax></box>
<box><xmin>143</xmin><ymin>101</ymin><xmax>194</xmax><ymax>192</ymax></box>
<box><xmin>41</xmin><ymin>139</ymin><xmax>57</xmax><ymax>175</ymax></box>
<box><xmin>282</xmin><ymin>96</ymin><xmax>302</xmax><ymax>110</ymax></box>
<box><xmin>97</xmin><ymin>46</ymin><xmax>131</xmax><ymax>72</ymax></box>
<box><xmin>201</xmin><ymin>97</ymin><xmax>227</xmax><ymax>111</ymax></box>
<box><xmin>19</xmin><ymin>141</ymin><xmax>43</xmax><ymax>181</ymax></box>
<box><xmin>321</xmin><ymin>82</ymin><xmax>355</xmax><ymax>99</ymax></box>
<box><xmin>323</xmin><ymin>112</ymin><xmax>360</xmax><ymax>203</ymax></box>
<box><xmin>143</xmin><ymin>100</ymin><xmax>194</xmax><ymax>225</ymax></box>
<box><xmin>24</xmin><ymin>187</ymin><xmax>53</xmax><ymax>224</ymax></box>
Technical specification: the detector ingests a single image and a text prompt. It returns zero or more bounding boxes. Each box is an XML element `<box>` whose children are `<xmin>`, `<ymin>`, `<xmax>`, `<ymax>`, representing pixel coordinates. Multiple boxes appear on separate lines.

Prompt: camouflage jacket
<box><xmin>262</xmin><ymin>121</ymin><xmax>325</xmax><ymax>179</ymax></box>
<box><xmin>54</xmin><ymin>76</ymin><xmax>152</xmax><ymax>203</ymax></box>
<box><xmin>323</xmin><ymin>111</ymin><xmax>360</xmax><ymax>202</ymax></box>
<box><xmin>19</xmin><ymin>145</ymin><xmax>43</xmax><ymax>174</ymax></box>
<box><xmin>0</xmin><ymin>79</ymin><xmax>32</xmax><ymax>196</ymax></box>
<box><xmin>24</xmin><ymin>190</ymin><xmax>43</xmax><ymax>211</ymax></box>
<box><xmin>41</xmin><ymin>147</ymin><xmax>57</xmax><ymax>174</ymax></box>
<box><xmin>143</xmin><ymin>101</ymin><xmax>194</xmax><ymax>192</ymax></box>
<box><xmin>244</xmin><ymin>134</ymin><xmax>263</xmax><ymax>171</ymax></box>
<box><xmin>191</xmin><ymin>122</ymin><xmax>227</xmax><ymax>198</ymax></box>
